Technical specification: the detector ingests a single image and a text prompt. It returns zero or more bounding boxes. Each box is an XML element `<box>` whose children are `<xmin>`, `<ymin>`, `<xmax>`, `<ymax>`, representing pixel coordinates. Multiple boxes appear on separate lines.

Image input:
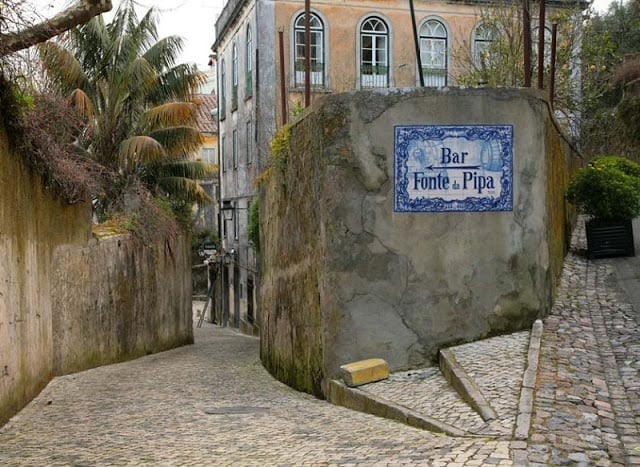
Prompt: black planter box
<box><xmin>586</xmin><ymin>218</ymin><xmax>636</xmax><ymax>259</ymax></box>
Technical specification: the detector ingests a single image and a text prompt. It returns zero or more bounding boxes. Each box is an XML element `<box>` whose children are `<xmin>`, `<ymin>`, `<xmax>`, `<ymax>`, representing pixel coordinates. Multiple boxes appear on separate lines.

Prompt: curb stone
<box><xmin>326</xmin><ymin>379</ymin><xmax>470</xmax><ymax>437</ymax></box>
<box><xmin>439</xmin><ymin>348</ymin><xmax>498</xmax><ymax>422</ymax></box>
<box><xmin>515</xmin><ymin>319</ymin><xmax>543</xmax><ymax>440</ymax></box>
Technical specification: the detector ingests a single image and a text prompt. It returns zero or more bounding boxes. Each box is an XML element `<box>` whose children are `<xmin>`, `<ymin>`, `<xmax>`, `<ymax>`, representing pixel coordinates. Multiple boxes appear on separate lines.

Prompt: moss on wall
<box><xmin>544</xmin><ymin>118</ymin><xmax>581</xmax><ymax>309</ymax></box>
<box><xmin>260</xmin><ymin>88</ymin><xmax>579</xmax><ymax>398</ymax></box>
<box><xmin>0</xmin><ymin>121</ymin><xmax>90</xmax><ymax>426</ymax></box>
<box><xmin>51</xmin><ymin>235</ymin><xmax>193</xmax><ymax>375</ymax></box>
<box><xmin>0</xmin><ymin>122</ymin><xmax>193</xmax><ymax>426</ymax></box>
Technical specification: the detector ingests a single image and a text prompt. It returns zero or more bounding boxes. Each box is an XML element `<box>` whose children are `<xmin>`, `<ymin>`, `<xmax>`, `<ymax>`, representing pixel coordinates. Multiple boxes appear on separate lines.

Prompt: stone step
<box><xmin>442</xmin><ymin>330</ymin><xmax>531</xmax><ymax>437</ymax></box>
<box><xmin>357</xmin><ymin>367</ymin><xmax>489</xmax><ymax>436</ymax></box>
<box><xmin>327</xmin><ymin>322</ymin><xmax>542</xmax><ymax>439</ymax></box>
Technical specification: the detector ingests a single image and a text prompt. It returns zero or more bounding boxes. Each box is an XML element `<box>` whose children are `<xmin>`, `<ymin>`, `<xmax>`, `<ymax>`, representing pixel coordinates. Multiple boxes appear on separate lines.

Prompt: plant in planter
<box><xmin>566</xmin><ymin>156</ymin><xmax>640</xmax><ymax>258</ymax></box>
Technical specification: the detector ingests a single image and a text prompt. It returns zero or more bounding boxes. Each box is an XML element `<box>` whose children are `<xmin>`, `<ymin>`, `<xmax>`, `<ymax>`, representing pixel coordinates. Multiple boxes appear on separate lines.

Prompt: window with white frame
<box><xmin>233</xmin><ymin>206</ymin><xmax>239</xmax><ymax>240</ymax></box>
<box><xmin>246</xmin><ymin>25</ymin><xmax>253</xmax><ymax>96</ymax></box>
<box><xmin>420</xmin><ymin>19</ymin><xmax>448</xmax><ymax>87</ymax></box>
<box><xmin>294</xmin><ymin>12</ymin><xmax>325</xmax><ymax>87</ymax></box>
<box><xmin>232</xmin><ymin>129</ymin><xmax>238</xmax><ymax>169</ymax></box>
<box><xmin>201</xmin><ymin>147</ymin><xmax>216</xmax><ymax>163</ymax></box>
<box><xmin>360</xmin><ymin>16</ymin><xmax>389</xmax><ymax>88</ymax></box>
<box><xmin>246</xmin><ymin>120</ymin><xmax>253</xmax><ymax>164</ymax></box>
<box><xmin>232</xmin><ymin>41</ymin><xmax>238</xmax><ymax>108</ymax></box>
<box><xmin>221</xmin><ymin>136</ymin><xmax>226</xmax><ymax>172</ymax></box>
<box><xmin>220</xmin><ymin>59</ymin><xmax>226</xmax><ymax>118</ymax></box>
<box><xmin>533</xmin><ymin>25</ymin><xmax>552</xmax><ymax>69</ymax></box>
<box><xmin>473</xmin><ymin>23</ymin><xmax>497</xmax><ymax>70</ymax></box>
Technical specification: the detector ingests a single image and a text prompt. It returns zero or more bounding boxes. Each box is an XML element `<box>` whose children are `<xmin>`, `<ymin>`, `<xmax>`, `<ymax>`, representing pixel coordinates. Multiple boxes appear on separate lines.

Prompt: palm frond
<box><xmin>143</xmin><ymin>36</ymin><xmax>183</xmax><ymax>72</ymax></box>
<box><xmin>68</xmin><ymin>89</ymin><xmax>96</xmax><ymax>119</ymax></box>
<box><xmin>151</xmin><ymin>160</ymin><xmax>217</xmax><ymax>179</ymax></box>
<box><xmin>126</xmin><ymin>57</ymin><xmax>158</xmax><ymax>96</ymax></box>
<box><xmin>157</xmin><ymin>177</ymin><xmax>213</xmax><ymax>203</ymax></box>
<box><xmin>119</xmin><ymin>135</ymin><xmax>167</xmax><ymax>168</ymax></box>
<box><xmin>149</xmin><ymin>64</ymin><xmax>205</xmax><ymax>104</ymax></box>
<box><xmin>38</xmin><ymin>0</ymin><xmax>213</xmax><ymax>209</ymax></box>
<box><xmin>72</xmin><ymin>16</ymin><xmax>111</xmax><ymax>80</ymax></box>
<box><xmin>134</xmin><ymin>7</ymin><xmax>160</xmax><ymax>53</ymax></box>
<box><xmin>148</xmin><ymin>126</ymin><xmax>203</xmax><ymax>159</ymax></box>
<box><xmin>140</xmin><ymin>102</ymin><xmax>198</xmax><ymax>131</ymax></box>
<box><xmin>38</xmin><ymin>41</ymin><xmax>88</xmax><ymax>94</ymax></box>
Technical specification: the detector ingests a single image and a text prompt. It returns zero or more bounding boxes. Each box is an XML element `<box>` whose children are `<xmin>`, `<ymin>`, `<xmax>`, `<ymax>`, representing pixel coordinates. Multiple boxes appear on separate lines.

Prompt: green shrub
<box><xmin>248</xmin><ymin>196</ymin><xmax>260</xmax><ymax>252</ymax></box>
<box><xmin>566</xmin><ymin>156</ymin><xmax>640</xmax><ymax>221</ymax></box>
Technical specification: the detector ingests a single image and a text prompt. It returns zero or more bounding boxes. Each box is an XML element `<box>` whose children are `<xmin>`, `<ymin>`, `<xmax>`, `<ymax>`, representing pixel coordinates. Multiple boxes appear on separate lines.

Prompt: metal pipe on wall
<box><xmin>549</xmin><ymin>23</ymin><xmax>558</xmax><ymax>109</ymax></box>
<box><xmin>409</xmin><ymin>0</ymin><xmax>424</xmax><ymax>87</ymax></box>
<box><xmin>304</xmin><ymin>0</ymin><xmax>311</xmax><ymax>107</ymax></box>
<box><xmin>537</xmin><ymin>0</ymin><xmax>546</xmax><ymax>89</ymax></box>
<box><xmin>523</xmin><ymin>0</ymin><xmax>532</xmax><ymax>87</ymax></box>
<box><xmin>278</xmin><ymin>29</ymin><xmax>287</xmax><ymax>126</ymax></box>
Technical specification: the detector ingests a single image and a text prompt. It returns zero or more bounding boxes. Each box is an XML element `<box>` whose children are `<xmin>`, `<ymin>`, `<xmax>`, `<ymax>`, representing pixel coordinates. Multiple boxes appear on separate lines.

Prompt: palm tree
<box><xmin>38</xmin><ymin>0</ymin><xmax>214</xmax><ymax>213</ymax></box>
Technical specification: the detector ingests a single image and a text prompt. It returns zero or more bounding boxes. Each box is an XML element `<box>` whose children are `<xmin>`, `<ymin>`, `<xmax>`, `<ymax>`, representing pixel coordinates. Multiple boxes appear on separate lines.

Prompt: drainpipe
<box><xmin>409</xmin><ymin>0</ymin><xmax>424</xmax><ymax>87</ymax></box>
<box><xmin>279</xmin><ymin>28</ymin><xmax>287</xmax><ymax>126</ymax></box>
<box><xmin>214</xmin><ymin>51</ymin><xmax>223</xmax><ymax>327</ymax></box>
<box><xmin>549</xmin><ymin>23</ymin><xmax>558</xmax><ymax>110</ymax></box>
<box><xmin>304</xmin><ymin>0</ymin><xmax>311</xmax><ymax>107</ymax></box>
<box><xmin>537</xmin><ymin>0</ymin><xmax>546</xmax><ymax>90</ymax></box>
<box><xmin>523</xmin><ymin>0</ymin><xmax>532</xmax><ymax>87</ymax></box>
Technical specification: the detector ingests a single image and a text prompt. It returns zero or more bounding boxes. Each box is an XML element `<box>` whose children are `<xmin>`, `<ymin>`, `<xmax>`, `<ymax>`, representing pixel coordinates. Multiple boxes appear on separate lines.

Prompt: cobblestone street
<box><xmin>0</xmin><ymin>325</ymin><xmax>513</xmax><ymax>466</ymax></box>
<box><xmin>527</xmin><ymin>227</ymin><xmax>640</xmax><ymax>466</ymax></box>
<box><xmin>0</xmin><ymin>221</ymin><xmax>638</xmax><ymax>466</ymax></box>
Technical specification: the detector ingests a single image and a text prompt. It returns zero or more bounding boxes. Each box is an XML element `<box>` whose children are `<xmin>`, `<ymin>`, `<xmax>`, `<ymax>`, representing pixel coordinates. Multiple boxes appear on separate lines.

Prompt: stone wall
<box><xmin>51</xmin><ymin>235</ymin><xmax>193</xmax><ymax>375</ymax></box>
<box><xmin>0</xmin><ymin>124</ymin><xmax>193</xmax><ymax>426</ymax></box>
<box><xmin>260</xmin><ymin>88</ymin><xmax>579</xmax><ymax>396</ymax></box>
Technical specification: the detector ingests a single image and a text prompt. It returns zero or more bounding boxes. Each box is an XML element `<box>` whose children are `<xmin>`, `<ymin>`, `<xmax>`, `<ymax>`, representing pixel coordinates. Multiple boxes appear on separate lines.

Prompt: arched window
<box><xmin>246</xmin><ymin>25</ymin><xmax>253</xmax><ymax>96</ymax></box>
<box><xmin>473</xmin><ymin>23</ymin><xmax>497</xmax><ymax>69</ymax></box>
<box><xmin>420</xmin><ymin>19</ymin><xmax>448</xmax><ymax>87</ymax></box>
<box><xmin>360</xmin><ymin>16</ymin><xmax>389</xmax><ymax>88</ymax></box>
<box><xmin>231</xmin><ymin>41</ymin><xmax>238</xmax><ymax>108</ymax></box>
<box><xmin>293</xmin><ymin>12</ymin><xmax>325</xmax><ymax>87</ymax></box>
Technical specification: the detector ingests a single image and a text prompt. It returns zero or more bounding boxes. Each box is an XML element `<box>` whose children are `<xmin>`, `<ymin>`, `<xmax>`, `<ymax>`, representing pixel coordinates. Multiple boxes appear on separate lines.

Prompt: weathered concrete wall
<box><xmin>0</xmin><ymin>124</ymin><xmax>193</xmax><ymax>426</ymax></box>
<box><xmin>0</xmin><ymin>125</ymin><xmax>91</xmax><ymax>427</ymax></box>
<box><xmin>260</xmin><ymin>88</ymin><xmax>578</xmax><ymax>396</ymax></box>
<box><xmin>51</xmin><ymin>235</ymin><xmax>193</xmax><ymax>374</ymax></box>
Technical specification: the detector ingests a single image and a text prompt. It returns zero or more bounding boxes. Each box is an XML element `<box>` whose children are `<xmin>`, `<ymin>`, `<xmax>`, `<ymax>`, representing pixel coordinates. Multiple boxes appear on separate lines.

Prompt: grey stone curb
<box><xmin>439</xmin><ymin>348</ymin><xmax>498</xmax><ymax>422</ymax></box>
<box><xmin>326</xmin><ymin>379</ymin><xmax>471</xmax><ymax>437</ymax></box>
<box><xmin>514</xmin><ymin>319</ymin><xmax>543</xmax><ymax>440</ymax></box>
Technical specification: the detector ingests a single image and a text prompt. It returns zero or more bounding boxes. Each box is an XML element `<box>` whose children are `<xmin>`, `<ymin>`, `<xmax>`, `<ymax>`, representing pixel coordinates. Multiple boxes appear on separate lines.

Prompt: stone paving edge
<box><xmin>439</xmin><ymin>348</ymin><xmax>498</xmax><ymax>422</ymax></box>
<box><xmin>514</xmin><ymin>318</ymin><xmax>543</xmax><ymax>441</ymax></box>
<box><xmin>326</xmin><ymin>379</ymin><xmax>471</xmax><ymax>437</ymax></box>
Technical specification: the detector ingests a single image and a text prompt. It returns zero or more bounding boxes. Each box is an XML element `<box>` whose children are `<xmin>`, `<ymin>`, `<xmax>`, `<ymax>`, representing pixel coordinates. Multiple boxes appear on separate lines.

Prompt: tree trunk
<box><xmin>0</xmin><ymin>0</ymin><xmax>112</xmax><ymax>57</ymax></box>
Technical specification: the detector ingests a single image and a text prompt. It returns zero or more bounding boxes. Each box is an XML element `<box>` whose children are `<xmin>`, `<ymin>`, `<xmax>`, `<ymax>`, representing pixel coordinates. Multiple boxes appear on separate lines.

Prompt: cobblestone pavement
<box><xmin>449</xmin><ymin>332</ymin><xmax>530</xmax><ymax>436</ymax></box>
<box><xmin>360</xmin><ymin>331</ymin><xmax>531</xmax><ymax>439</ymax></box>
<box><xmin>0</xmin><ymin>325</ymin><xmax>513</xmax><ymax>466</ymax></box>
<box><xmin>360</xmin><ymin>367</ymin><xmax>488</xmax><ymax>435</ymax></box>
<box><xmin>527</xmin><ymin>223</ymin><xmax>640</xmax><ymax>466</ymax></box>
<box><xmin>1</xmin><ymin>220</ymin><xmax>639</xmax><ymax>466</ymax></box>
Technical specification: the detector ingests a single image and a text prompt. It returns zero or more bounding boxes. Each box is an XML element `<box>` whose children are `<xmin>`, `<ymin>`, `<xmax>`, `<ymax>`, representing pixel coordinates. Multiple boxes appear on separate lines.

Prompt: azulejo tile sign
<box><xmin>394</xmin><ymin>125</ymin><xmax>514</xmax><ymax>212</ymax></box>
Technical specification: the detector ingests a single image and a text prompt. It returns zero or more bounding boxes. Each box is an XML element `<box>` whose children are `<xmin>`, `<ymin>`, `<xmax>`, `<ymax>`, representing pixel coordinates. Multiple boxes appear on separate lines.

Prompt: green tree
<box><xmin>38</xmin><ymin>0</ymin><xmax>214</xmax><ymax>215</ymax></box>
<box><xmin>580</xmin><ymin>0</ymin><xmax>640</xmax><ymax>159</ymax></box>
<box><xmin>454</xmin><ymin>0</ymin><xmax>585</xmax><ymax>134</ymax></box>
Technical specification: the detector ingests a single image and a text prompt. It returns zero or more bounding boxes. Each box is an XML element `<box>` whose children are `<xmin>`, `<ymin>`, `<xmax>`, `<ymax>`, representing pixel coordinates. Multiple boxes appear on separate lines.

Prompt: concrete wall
<box><xmin>0</xmin><ymin>124</ymin><xmax>193</xmax><ymax>426</ymax></box>
<box><xmin>51</xmin><ymin>235</ymin><xmax>193</xmax><ymax>375</ymax></box>
<box><xmin>0</xmin><ymin>125</ymin><xmax>91</xmax><ymax>426</ymax></box>
<box><xmin>260</xmin><ymin>88</ymin><xmax>578</xmax><ymax>397</ymax></box>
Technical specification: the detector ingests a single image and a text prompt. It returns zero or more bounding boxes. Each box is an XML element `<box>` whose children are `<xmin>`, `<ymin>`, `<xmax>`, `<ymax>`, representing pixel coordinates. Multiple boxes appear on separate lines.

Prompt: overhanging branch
<box><xmin>0</xmin><ymin>0</ymin><xmax>113</xmax><ymax>57</ymax></box>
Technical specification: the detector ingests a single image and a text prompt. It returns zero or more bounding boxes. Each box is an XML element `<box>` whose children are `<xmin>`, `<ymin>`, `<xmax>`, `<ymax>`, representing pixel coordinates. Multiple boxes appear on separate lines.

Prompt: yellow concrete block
<box><xmin>339</xmin><ymin>358</ymin><xmax>389</xmax><ymax>387</ymax></box>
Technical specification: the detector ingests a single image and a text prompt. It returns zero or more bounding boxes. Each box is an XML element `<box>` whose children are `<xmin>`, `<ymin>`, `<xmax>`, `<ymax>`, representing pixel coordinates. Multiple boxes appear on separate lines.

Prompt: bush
<box><xmin>566</xmin><ymin>156</ymin><xmax>640</xmax><ymax>221</ymax></box>
<box><xmin>248</xmin><ymin>196</ymin><xmax>260</xmax><ymax>252</ymax></box>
